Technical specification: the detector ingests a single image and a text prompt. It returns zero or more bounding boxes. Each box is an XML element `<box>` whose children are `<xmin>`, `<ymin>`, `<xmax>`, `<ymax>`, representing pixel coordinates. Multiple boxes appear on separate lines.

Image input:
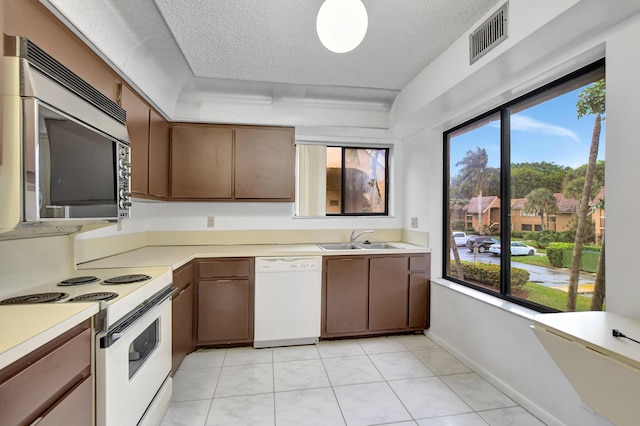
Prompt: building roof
<box><xmin>464</xmin><ymin>195</ymin><xmax>499</xmax><ymax>214</ymax></box>
<box><xmin>511</xmin><ymin>193</ymin><xmax>579</xmax><ymax>213</ymax></box>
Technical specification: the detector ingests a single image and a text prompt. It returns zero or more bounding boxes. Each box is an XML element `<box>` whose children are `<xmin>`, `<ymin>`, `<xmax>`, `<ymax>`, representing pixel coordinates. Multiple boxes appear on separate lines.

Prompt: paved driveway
<box><xmin>452</xmin><ymin>248</ymin><xmax>595</xmax><ymax>287</ymax></box>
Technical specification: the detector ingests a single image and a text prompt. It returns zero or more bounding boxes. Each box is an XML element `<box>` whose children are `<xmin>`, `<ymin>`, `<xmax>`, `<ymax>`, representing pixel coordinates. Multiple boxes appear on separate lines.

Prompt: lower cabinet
<box><xmin>0</xmin><ymin>321</ymin><xmax>92</xmax><ymax>426</ymax></box>
<box><xmin>322</xmin><ymin>253</ymin><xmax>430</xmax><ymax>338</ymax></box>
<box><xmin>324</xmin><ymin>257</ymin><xmax>369</xmax><ymax>335</ymax></box>
<box><xmin>196</xmin><ymin>258</ymin><xmax>254</xmax><ymax>346</ymax></box>
<box><xmin>172</xmin><ymin>262</ymin><xmax>194</xmax><ymax>375</ymax></box>
<box><xmin>369</xmin><ymin>257</ymin><xmax>409</xmax><ymax>331</ymax></box>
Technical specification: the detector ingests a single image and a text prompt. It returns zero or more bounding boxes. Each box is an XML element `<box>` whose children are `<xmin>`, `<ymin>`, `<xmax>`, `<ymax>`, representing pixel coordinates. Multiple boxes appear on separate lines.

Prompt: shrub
<box><xmin>546</xmin><ymin>242</ymin><xmax>601</xmax><ymax>267</ymax></box>
<box><xmin>511</xmin><ymin>231</ymin><xmax>524</xmax><ymax>239</ymax></box>
<box><xmin>451</xmin><ymin>220</ymin><xmax>465</xmax><ymax>231</ymax></box>
<box><xmin>449</xmin><ymin>260</ymin><xmax>529</xmax><ymax>290</ymax></box>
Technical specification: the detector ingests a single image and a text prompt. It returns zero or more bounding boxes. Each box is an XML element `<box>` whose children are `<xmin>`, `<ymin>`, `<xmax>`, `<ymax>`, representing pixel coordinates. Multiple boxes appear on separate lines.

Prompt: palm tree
<box><xmin>523</xmin><ymin>188</ymin><xmax>557</xmax><ymax>231</ymax></box>
<box><xmin>456</xmin><ymin>148</ymin><xmax>489</xmax><ymax>233</ymax></box>
<box><xmin>590</xmin><ymin>196</ymin><xmax>606</xmax><ymax>311</ymax></box>
<box><xmin>566</xmin><ymin>79</ymin><xmax>605</xmax><ymax>312</ymax></box>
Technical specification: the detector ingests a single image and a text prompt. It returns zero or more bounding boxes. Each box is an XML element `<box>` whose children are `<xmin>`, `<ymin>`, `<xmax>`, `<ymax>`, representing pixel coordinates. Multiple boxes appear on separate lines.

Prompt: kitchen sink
<box><xmin>317</xmin><ymin>242</ymin><xmax>403</xmax><ymax>251</ymax></box>
<box><xmin>317</xmin><ymin>243</ymin><xmax>362</xmax><ymax>250</ymax></box>
<box><xmin>357</xmin><ymin>242</ymin><xmax>403</xmax><ymax>250</ymax></box>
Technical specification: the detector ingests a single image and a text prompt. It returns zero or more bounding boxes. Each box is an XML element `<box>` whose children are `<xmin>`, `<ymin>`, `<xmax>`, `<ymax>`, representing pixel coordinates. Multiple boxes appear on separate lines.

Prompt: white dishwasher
<box><xmin>254</xmin><ymin>256</ymin><xmax>322</xmax><ymax>348</ymax></box>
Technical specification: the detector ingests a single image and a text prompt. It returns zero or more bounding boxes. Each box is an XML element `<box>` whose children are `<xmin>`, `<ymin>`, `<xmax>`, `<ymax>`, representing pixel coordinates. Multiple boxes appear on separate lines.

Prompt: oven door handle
<box><xmin>99</xmin><ymin>285</ymin><xmax>173</xmax><ymax>348</ymax></box>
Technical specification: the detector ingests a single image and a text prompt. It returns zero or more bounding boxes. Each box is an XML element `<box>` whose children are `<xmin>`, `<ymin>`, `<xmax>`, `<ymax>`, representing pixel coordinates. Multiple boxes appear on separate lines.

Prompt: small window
<box><xmin>297</xmin><ymin>144</ymin><xmax>390</xmax><ymax>216</ymax></box>
<box><xmin>521</xmin><ymin>224</ymin><xmax>532</xmax><ymax>231</ymax></box>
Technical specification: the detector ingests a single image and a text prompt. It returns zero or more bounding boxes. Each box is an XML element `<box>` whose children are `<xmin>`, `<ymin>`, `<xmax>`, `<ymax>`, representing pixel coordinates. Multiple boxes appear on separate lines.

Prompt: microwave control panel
<box><xmin>117</xmin><ymin>142</ymin><xmax>132</xmax><ymax>219</ymax></box>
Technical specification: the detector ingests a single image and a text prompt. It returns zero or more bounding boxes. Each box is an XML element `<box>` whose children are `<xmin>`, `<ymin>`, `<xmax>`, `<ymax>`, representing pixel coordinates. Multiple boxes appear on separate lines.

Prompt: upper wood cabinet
<box><xmin>120</xmin><ymin>85</ymin><xmax>150</xmax><ymax>196</ymax></box>
<box><xmin>171</xmin><ymin>125</ymin><xmax>234</xmax><ymax>199</ymax></box>
<box><xmin>0</xmin><ymin>0</ymin><xmax>4</xmax><ymax>166</ymax></box>
<box><xmin>235</xmin><ymin>127</ymin><xmax>294</xmax><ymax>200</ymax></box>
<box><xmin>170</xmin><ymin>124</ymin><xmax>295</xmax><ymax>201</ymax></box>
<box><xmin>120</xmin><ymin>85</ymin><xmax>170</xmax><ymax>199</ymax></box>
<box><xmin>148</xmin><ymin>109</ymin><xmax>170</xmax><ymax>198</ymax></box>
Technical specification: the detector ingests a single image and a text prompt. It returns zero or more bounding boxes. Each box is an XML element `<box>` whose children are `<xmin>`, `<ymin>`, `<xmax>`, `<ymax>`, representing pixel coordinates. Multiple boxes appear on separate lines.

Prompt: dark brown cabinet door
<box><xmin>369</xmin><ymin>257</ymin><xmax>408</xmax><ymax>331</ymax></box>
<box><xmin>148</xmin><ymin>109</ymin><xmax>170</xmax><ymax>198</ymax></box>
<box><xmin>234</xmin><ymin>127</ymin><xmax>294</xmax><ymax>200</ymax></box>
<box><xmin>197</xmin><ymin>279</ymin><xmax>253</xmax><ymax>343</ymax></box>
<box><xmin>324</xmin><ymin>257</ymin><xmax>369</xmax><ymax>335</ymax></box>
<box><xmin>171</xmin><ymin>126</ymin><xmax>233</xmax><ymax>199</ymax></box>
<box><xmin>121</xmin><ymin>85</ymin><xmax>150</xmax><ymax>195</ymax></box>
<box><xmin>409</xmin><ymin>274</ymin><xmax>429</xmax><ymax>328</ymax></box>
<box><xmin>172</xmin><ymin>281</ymin><xmax>194</xmax><ymax>375</ymax></box>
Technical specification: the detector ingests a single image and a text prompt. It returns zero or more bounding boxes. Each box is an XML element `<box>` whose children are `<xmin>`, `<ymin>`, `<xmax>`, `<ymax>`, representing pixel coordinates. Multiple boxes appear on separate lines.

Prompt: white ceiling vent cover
<box><xmin>469</xmin><ymin>2</ymin><xmax>508</xmax><ymax>64</ymax></box>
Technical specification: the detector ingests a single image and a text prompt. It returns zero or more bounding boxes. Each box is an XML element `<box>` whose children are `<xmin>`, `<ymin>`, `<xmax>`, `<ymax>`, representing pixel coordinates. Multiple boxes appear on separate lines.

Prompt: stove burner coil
<box><xmin>68</xmin><ymin>292</ymin><xmax>118</xmax><ymax>302</ymax></box>
<box><xmin>58</xmin><ymin>276</ymin><xmax>99</xmax><ymax>286</ymax></box>
<box><xmin>102</xmin><ymin>274</ymin><xmax>151</xmax><ymax>285</ymax></box>
<box><xmin>0</xmin><ymin>292</ymin><xmax>69</xmax><ymax>305</ymax></box>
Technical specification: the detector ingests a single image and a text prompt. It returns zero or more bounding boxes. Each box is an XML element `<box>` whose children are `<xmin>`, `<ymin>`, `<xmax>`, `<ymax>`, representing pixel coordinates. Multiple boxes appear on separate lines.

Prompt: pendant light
<box><xmin>316</xmin><ymin>0</ymin><xmax>368</xmax><ymax>54</ymax></box>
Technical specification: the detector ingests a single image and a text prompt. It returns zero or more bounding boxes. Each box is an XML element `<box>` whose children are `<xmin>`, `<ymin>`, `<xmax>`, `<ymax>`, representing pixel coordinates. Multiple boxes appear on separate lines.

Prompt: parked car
<box><xmin>466</xmin><ymin>236</ymin><xmax>499</xmax><ymax>253</ymax></box>
<box><xmin>452</xmin><ymin>232</ymin><xmax>468</xmax><ymax>246</ymax></box>
<box><xmin>489</xmin><ymin>241</ymin><xmax>537</xmax><ymax>256</ymax></box>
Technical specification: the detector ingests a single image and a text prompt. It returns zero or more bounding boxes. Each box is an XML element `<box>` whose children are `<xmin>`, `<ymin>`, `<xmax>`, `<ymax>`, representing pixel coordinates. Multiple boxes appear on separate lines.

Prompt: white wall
<box><xmin>397</xmin><ymin>1</ymin><xmax>640</xmax><ymax>425</ymax></box>
<box><xmin>601</xmin><ymin>16</ymin><xmax>640</xmax><ymax>318</ymax></box>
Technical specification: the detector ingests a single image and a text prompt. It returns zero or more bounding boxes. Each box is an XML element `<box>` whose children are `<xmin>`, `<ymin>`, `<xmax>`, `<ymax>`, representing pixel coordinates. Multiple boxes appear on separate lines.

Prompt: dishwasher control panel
<box><xmin>255</xmin><ymin>257</ymin><xmax>322</xmax><ymax>272</ymax></box>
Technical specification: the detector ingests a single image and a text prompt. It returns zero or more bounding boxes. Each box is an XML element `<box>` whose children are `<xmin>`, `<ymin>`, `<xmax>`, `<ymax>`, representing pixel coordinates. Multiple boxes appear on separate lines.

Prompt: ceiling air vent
<box><xmin>469</xmin><ymin>2</ymin><xmax>508</xmax><ymax>64</ymax></box>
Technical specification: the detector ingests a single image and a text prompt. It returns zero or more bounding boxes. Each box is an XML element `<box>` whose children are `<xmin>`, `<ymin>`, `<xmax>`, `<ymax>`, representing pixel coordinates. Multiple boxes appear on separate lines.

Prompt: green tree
<box><xmin>524</xmin><ymin>188</ymin><xmax>557</xmax><ymax>231</ymax></box>
<box><xmin>511</xmin><ymin>162</ymin><xmax>568</xmax><ymax>198</ymax></box>
<box><xmin>563</xmin><ymin>160</ymin><xmax>605</xmax><ymax>201</ymax></box>
<box><xmin>566</xmin><ymin>78</ymin><xmax>605</xmax><ymax>312</ymax></box>
<box><xmin>455</xmin><ymin>148</ymin><xmax>489</xmax><ymax>233</ymax></box>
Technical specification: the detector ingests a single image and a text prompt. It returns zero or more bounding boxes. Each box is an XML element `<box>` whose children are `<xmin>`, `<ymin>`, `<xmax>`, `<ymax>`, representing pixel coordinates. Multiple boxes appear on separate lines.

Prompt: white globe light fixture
<box><xmin>316</xmin><ymin>0</ymin><xmax>368</xmax><ymax>54</ymax></box>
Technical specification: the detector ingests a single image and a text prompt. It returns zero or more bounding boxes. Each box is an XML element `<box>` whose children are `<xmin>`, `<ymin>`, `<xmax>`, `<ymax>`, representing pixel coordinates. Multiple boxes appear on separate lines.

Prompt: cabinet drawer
<box><xmin>0</xmin><ymin>327</ymin><xmax>91</xmax><ymax>426</ymax></box>
<box><xmin>36</xmin><ymin>375</ymin><xmax>93</xmax><ymax>426</ymax></box>
<box><xmin>199</xmin><ymin>259</ymin><xmax>251</xmax><ymax>278</ymax></box>
<box><xmin>409</xmin><ymin>255</ymin><xmax>428</xmax><ymax>272</ymax></box>
<box><xmin>173</xmin><ymin>262</ymin><xmax>194</xmax><ymax>290</ymax></box>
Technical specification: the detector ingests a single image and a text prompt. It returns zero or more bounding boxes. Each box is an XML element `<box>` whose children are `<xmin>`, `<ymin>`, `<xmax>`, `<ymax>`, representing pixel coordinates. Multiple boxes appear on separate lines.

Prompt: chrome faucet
<box><xmin>350</xmin><ymin>229</ymin><xmax>373</xmax><ymax>244</ymax></box>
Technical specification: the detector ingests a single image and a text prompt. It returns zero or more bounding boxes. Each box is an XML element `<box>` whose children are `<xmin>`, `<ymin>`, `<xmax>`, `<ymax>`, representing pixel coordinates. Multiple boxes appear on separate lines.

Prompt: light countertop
<box><xmin>533</xmin><ymin>311</ymin><xmax>640</xmax><ymax>370</ymax></box>
<box><xmin>1</xmin><ymin>242</ymin><xmax>428</xmax><ymax>371</ymax></box>
<box><xmin>78</xmin><ymin>242</ymin><xmax>430</xmax><ymax>270</ymax></box>
<box><xmin>0</xmin><ymin>302</ymin><xmax>99</xmax><ymax>368</ymax></box>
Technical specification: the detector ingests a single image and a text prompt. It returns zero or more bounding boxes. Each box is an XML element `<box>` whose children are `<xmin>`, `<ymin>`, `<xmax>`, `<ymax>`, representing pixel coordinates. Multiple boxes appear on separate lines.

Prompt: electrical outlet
<box><xmin>207</xmin><ymin>216</ymin><xmax>215</xmax><ymax>228</ymax></box>
<box><xmin>411</xmin><ymin>217</ymin><xmax>418</xmax><ymax>228</ymax></box>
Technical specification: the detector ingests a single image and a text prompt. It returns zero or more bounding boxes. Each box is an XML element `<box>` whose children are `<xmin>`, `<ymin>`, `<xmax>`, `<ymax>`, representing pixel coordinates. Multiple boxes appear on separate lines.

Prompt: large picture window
<box><xmin>445</xmin><ymin>60</ymin><xmax>605</xmax><ymax>312</ymax></box>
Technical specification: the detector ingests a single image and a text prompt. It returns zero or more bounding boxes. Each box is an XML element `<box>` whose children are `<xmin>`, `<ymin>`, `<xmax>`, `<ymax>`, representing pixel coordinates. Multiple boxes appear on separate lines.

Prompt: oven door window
<box><xmin>129</xmin><ymin>319</ymin><xmax>159</xmax><ymax>379</ymax></box>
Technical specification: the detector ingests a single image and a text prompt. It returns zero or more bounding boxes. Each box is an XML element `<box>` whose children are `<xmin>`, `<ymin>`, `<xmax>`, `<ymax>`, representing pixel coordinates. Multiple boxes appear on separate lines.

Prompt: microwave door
<box><xmin>21</xmin><ymin>97</ymin><xmax>44</xmax><ymax>221</ymax></box>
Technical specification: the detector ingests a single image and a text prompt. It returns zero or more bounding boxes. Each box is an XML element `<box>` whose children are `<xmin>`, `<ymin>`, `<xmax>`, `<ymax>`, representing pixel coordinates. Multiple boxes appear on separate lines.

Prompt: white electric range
<box><xmin>0</xmin><ymin>266</ymin><xmax>174</xmax><ymax>426</ymax></box>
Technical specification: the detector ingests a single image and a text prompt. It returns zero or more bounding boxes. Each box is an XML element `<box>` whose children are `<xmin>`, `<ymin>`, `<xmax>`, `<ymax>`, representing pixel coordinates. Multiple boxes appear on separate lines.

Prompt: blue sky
<box><xmin>450</xmin><ymin>85</ymin><xmax>606</xmax><ymax>174</ymax></box>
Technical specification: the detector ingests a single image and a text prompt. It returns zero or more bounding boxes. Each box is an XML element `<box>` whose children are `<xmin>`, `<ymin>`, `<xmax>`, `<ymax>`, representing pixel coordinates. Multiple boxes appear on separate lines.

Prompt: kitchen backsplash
<box><xmin>0</xmin><ymin>235</ymin><xmax>73</xmax><ymax>297</ymax></box>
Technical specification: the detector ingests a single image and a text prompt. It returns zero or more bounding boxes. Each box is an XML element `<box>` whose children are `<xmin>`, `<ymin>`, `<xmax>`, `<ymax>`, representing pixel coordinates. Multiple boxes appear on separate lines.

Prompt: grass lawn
<box><xmin>523</xmin><ymin>282</ymin><xmax>592</xmax><ymax>311</ymax></box>
<box><xmin>511</xmin><ymin>255</ymin><xmax>551</xmax><ymax>268</ymax></box>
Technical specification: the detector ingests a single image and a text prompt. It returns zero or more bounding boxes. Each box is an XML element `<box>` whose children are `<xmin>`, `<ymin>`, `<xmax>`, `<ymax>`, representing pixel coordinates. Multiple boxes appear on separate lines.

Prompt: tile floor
<box><xmin>161</xmin><ymin>334</ymin><xmax>546</xmax><ymax>426</ymax></box>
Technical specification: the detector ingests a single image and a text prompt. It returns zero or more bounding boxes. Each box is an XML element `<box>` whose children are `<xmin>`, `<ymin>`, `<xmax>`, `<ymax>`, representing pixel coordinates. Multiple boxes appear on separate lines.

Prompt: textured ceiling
<box><xmin>43</xmin><ymin>0</ymin><xmax>500</xmax><ymax>119</ymax></box>
<box><xmin>154</xmin><ymin>0</ymin><xmax>499</xmax><ymax>90</ymax></box>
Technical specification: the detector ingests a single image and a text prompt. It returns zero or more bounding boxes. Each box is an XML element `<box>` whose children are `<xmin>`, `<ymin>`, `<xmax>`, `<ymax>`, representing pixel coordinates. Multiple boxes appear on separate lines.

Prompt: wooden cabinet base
<box><xmin>322</xmin><ymin>254</ymin><xmax>430</xmax><ymax>339</ymax></box>
<box><xmin>196</xmin><ymin>258</ymin><xmax>255</xmax><ymax>347</ymax></box>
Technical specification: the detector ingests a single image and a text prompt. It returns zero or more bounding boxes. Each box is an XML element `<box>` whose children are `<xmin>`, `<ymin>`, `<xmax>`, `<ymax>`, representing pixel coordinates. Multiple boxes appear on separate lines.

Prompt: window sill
<box><xmin>432</xmin><ymin>278</ymin><xmax>540</xmax><ymax>321</ymax></box>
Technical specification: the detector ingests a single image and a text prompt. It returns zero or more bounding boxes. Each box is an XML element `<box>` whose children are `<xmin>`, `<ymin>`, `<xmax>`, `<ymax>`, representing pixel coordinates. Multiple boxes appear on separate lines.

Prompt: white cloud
<box><xmin>510</xmin><ymin>115</ymin><xmax>580</xmax><ymax>142</ymax></box>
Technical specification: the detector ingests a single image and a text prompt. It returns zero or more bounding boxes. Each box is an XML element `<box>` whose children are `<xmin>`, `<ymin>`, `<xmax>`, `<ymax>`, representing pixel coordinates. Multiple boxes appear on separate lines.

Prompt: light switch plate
<box><xmin>411</xmin><ymin>217</ymin><xmax>418</xmax><ymax>228</ymax></box>
<box><xmin>207</xmin><ymin>216</ymin><xmax>215</xmax><ymax>228</ymax></box>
